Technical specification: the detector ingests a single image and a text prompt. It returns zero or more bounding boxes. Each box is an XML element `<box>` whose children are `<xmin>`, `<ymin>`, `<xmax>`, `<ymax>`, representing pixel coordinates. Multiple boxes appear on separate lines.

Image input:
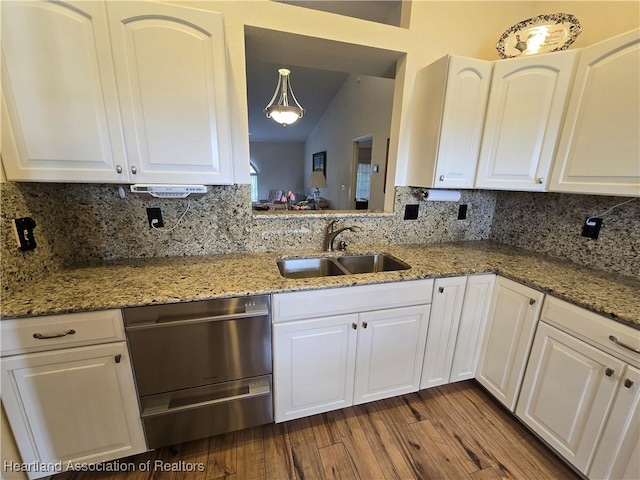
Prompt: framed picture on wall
<box><xmin>312</xmin><ymin>151</ymin><xmax>326</xmax><ymax>176</ymax></box>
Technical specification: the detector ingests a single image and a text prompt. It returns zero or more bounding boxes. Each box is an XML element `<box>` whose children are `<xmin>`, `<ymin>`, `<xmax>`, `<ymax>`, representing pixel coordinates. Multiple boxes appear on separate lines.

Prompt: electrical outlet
<box><xmin>404</xmin><ymin>204</ymin><xmax>419</xmax><ymax>220</ymax></box>
<box><xmin>582</xmin><ymin>217</ymin><xmax>602</xmax><ymax>240</ymax></box>
<box><xmin>458</xmin><ymin>204</ymin><xmax>468</xmax><ymax>220</ymax></box>
<box><xmin>13</xmin><ymin>217</ymin><xmax>37</xmax><ymax>251</ymax></box>
<box><xmin>147</xmin><ymin>208</ymin><xmax>164</xmax><ymax>228</ymax></box>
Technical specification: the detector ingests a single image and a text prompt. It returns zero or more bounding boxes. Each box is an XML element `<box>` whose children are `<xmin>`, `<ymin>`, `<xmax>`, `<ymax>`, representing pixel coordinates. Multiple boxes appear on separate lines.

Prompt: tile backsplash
<box><xmin>2</xmin><ymin>182</ymin><xmax>637</xmax><ymax>295</ymax></box>
<box><xmin>490</xmin><ymin>191</ymin><xmax>639</xmax><ymax>279</ymax></box>
<box><xmin>0</xmin><ymin>183</ymin><xmax>496</xmax><ymax>293</ymax></box>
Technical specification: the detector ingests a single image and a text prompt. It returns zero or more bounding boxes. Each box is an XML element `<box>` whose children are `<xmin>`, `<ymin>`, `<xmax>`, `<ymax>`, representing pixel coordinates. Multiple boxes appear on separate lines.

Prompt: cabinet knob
<box><xmin>116</xmin><ymin>165</ymin><xmax>123</xmax><ymax>174</ymax></box>
<box><xmin>605</xmin><ymin>367</ymin><xmax>615</xmax><ymax>377</ymax></box>
<box><xmin>529</xmin><ymin>298</ymin><xmax>536</xmax><ymax>305</ymax></box>
<box><xmin>114</xmin><ymin>354</ymin><xmax>122</xmax><ymax>364</ymax></box>
<box><xmin>439</xmin><ymin>175</ymin><xmax>445</xmax><ymax>181</ymax></box>
<box><xmin>131</xmin><ymin>166</ymin><xmax>138</xmax><ymax>175</ymax></box>
<box><xmin>536</xmin><ymin>177</ymin><xmax>544</xmax><ymax>184</ymax></box>
<box><xmin>438</xmin><ymin>286</ymin><xmax>444</xmax><ymax>293</ymax></box>
<box><xmin>352</xmin><ymin>323</ymin><xmax>357</xmax><ymax>330</ymax></box>
<box><xmin>362</xmin><ymin>321</ymin><xmax>368</xmax><ymax>329</ymax></box>
<box><xmin>624</xmin><ymin>378</ymin><xmax>634</xmax><ymax>388</ymax></box>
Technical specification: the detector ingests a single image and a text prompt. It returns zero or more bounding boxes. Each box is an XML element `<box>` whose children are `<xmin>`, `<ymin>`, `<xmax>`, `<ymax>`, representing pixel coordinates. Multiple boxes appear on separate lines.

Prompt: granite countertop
<box><xmin>2</xmin><ymin>241</ymin><xmax>639</xmax><ymax>329</ymax></box>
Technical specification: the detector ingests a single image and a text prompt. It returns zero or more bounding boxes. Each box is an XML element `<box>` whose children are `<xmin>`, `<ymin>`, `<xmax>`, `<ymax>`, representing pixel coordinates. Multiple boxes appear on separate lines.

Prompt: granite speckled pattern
<box><xmin>1</xmin><ymin>182</ymin><xmax>497</xmax><ymax>292</ymax></box>
<box><xmin>2</xmin><ymin>242</ymin><xmax>638</xmax><ymax>330</ymax></box>
<box><xmin>491</xmin><ymin>192</ymin><xmax>640</xmax><ymax>280</ymax></box>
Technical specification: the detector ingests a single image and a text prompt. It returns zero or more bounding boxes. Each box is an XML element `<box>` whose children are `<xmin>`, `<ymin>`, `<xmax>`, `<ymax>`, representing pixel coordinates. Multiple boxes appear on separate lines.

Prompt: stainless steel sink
<box><xmin>277</xmin><ymin>253</ymin><xmax>410</xmax><ymax>278</ymax></box>
<box><xmin>277</xmin><ymin>257</ymin><xmax>348</xmax><ymax>279</ymax></box>
<box><xmin>336</xmin><ymin>253</ymin><xmax>411</xmax><ymax>274</ymax></box>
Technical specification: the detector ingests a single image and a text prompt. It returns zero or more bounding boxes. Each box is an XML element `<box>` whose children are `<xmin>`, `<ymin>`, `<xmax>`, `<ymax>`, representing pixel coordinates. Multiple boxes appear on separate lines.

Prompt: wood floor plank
<box><xmin>171</xmin><ymin>438</ymin><xmax>210</xmax><ymax>480</ymax></box>
<box><xmin>318</xmin><ymin>443</ymin><xmax>359</xmax><ymax>480</ymax></box>
<box><xmin>309</xmin><ymin>411</ymin><xmax>339</xmax><ymax>449</ymax></box>
<box><xmin>414</xmin><ymin>388</ymin><xmax>496</xmax><ymax>472</ymax></box>
<box><xmin>331</xmin><ymin>407</ymin><xmax>387</xmax><ymax>480</ymax></box>
<box><xmin>287</xmin><ymin>416</ymin><xmax>327</xmax><ymax>480</ymax></box>
<box><xmin>374</xmin><ymin>396</ymin><xmax>446</xmax><ymax>479</ymax></box>
<box><xmin>205</xmin><ymin>431</ymin><xmax>237</xmax><ymax>479</ymax></box>
<box><xmin>410</xmin><ymin>418</ymin><xmax>475</xmax><ymax>480</ymax></box>
<box><xmin>263</xmin><ymin>422</ymin><xmax>295</xmax><ymax>480</ymax></box>
<box><xmin>433</xmin><ymin>384</ymin><xmax>576</xmax><ymax>480</ymax></box>
<box><xmin>351</xmin><ymin>402</ymin><xmax>416</xmax><ymax>480</ymax></box>
<box><xmin>235</xmin><ymin>426</ymin><xmax>266</xmax><ymax>480</ymax></box>
<box><xmin>50</xmin><ymin>381</ymin><xmax>581</xmax><ymax>480</ymax></box>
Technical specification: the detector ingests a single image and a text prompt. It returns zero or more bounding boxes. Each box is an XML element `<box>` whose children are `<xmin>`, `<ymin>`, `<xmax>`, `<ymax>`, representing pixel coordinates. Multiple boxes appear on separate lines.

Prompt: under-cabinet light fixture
<box><xmin>264</xmin><ymin>68</ymin><xmax>304</xmax><ymax>126</ymax></box>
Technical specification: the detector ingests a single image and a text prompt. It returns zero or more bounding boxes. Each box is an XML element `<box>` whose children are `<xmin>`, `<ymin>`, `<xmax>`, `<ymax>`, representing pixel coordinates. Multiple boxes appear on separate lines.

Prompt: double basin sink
<box><xmin>277</xmin><ymin>253</ymin><xmax>410</xmax><ymax>279</ymax></box>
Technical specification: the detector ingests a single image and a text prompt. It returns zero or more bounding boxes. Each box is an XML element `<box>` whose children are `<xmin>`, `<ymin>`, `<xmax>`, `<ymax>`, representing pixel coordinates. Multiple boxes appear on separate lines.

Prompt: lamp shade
<box><xmin>310</xmin><ymin>171</ymin><xmax>327</xmax><ymax>188</ymax></box>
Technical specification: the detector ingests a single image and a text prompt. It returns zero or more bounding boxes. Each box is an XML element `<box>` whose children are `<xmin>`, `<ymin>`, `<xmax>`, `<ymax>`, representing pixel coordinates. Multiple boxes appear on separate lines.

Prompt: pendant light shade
<box><xmin>265</xmin><ymin>68</ymin><xmax>304</xmax><ymax>126</ymax></box>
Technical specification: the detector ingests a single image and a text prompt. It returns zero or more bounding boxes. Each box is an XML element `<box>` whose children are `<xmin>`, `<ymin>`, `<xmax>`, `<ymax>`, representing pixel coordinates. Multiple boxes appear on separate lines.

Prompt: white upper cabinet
<box><xmin>107</xmin><ymin>2</ymin><xmax>233</xmax><ymax>185</ymax></box>
<box><xmin>1</xmin><ymin>0</ymin><xmax>233</xmax><ymax>185</ymax></box>
<box><xmin>407</xmin><ymin>55</ymin><xmax>492</xmax><ymax>188</ymax></box>
<box><xmin>549</xmin><ymin>29</ymin><xmax>640</xmax><ymax>196</ymax></box>
<box><xmin>476</xmin><ymin>50</ymin><xmax>578</xmax><ymax>191</ymax></box>
<box><xmin>1</xmin><ymin>1</ymin><xmax>127</xmax><ymax>182</ymax></box>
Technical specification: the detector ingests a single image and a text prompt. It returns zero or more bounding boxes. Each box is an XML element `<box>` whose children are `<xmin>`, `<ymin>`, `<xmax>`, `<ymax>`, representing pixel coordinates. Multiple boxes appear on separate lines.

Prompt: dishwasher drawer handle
<box><xmin>141</xmin><ymin>383</ymin><xmax>271</xmax><ymax>418</ymax></box>
<box><xmin>33</xmin><ymin>329</ymin><xmax>76</xmax><ymax>340</ymax></box>
<box><xmin>127</xmin><ymin>309</ymin><xmax>269</xmax><ymax>330</ymax></box>
<box><xmin>608</xmin><ymin>335</ymin><xmax>640</xmax><ymax>354</ymax></box>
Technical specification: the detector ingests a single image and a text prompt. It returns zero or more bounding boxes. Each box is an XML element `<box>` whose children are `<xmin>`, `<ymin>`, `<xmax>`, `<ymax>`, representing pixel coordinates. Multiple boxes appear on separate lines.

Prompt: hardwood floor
<box><xmin>53</xmin><ymin>381</ymin><xmax>581</xmax><ymax>480</ymax></box>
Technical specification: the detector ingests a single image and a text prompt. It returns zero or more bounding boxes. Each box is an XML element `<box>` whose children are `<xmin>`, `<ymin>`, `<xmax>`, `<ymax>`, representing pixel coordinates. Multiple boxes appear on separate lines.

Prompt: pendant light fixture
<box><xmin>264</xmin><ymin>68</ymin><xmax>304</xmax><ymax>126</ymax></box>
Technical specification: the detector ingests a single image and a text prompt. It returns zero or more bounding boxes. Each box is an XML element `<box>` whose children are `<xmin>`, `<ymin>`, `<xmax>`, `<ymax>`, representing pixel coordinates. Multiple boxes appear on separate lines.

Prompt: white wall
<box><xmin>123</xmin><ymin>1</ymin><xmax>640</xmax><ymax>210</ymax></box>
<box><xmin>249</xmin><ymin>142</ymin><xmax>305</xmax><ymax>199</ymax></box>
<box><xmin>304</xmin><ymin>74</ymin><xmax>394</xmax><ymax>210</ymax></box>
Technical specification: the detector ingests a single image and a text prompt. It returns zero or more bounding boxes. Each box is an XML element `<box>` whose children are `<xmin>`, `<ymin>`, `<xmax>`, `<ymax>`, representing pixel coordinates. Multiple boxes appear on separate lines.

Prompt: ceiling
<box><xmin>245</xmin><ymin>25</ymin><xmax>404</xmax><ymax>143</ymax></box>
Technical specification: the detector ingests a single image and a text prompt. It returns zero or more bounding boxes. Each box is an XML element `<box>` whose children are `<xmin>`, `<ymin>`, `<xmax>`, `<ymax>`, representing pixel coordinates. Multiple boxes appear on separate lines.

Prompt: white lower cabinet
<box><xmin>420</xmin><ymin>274</ymin><xmax>495</xmax><ymax>389</ymax></box>
<box><xmin>589</xmin><ymin>365</ymin><xmax>640</xmax><ymax>480</ymax></box>
<box><xmin>516</xmin><ymin>296</ymin><xmax>640</xmax><ymax>478</ymax></box>
<box><xmin>1</xmin><ymin>312</ymin><xmax>146</xmax><ymax>480</ymax></box>
<box><xmin>272</xmin><ymin>280</ymin><xmax>432</xmax><ymax>423</ymax></box>
<box><xmin>272</xmin><ymin>313</ymin><xmax>358</xmax><ymax>422</ymax></box>
<box><xmin>476</xmin><ymin>276</ymin><xmax>544</xmax><ymax>411</ymax></box>
<box><xmin>515</xmin><ymin>322</ymin><xmax>624</xmax><ymax>473</ymax></box>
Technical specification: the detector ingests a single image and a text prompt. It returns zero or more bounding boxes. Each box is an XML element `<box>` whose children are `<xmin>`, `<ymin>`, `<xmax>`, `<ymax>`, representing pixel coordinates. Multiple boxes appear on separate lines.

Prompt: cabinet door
<box><xmin>408</xmin><ymin>55</ymin><xmax>492</xmax><ymax>188</ymax></box>
<box><xmin>107</xmin><ymin>2</ymin><xmax>233</xmax><ymax>184</ymax></box>
<box><xmin>589</xmin><ymin>365</ymin><xmax>640</xmax><ymax>480</ymax></box>
<box><xmin>420</xmin><ymin>277</ymin><xmax>466</xmax><ymax>388</ymax></box>
<box><xmin>273</xmin><ymin>314</ymin><xmax>358</xmax><ymax>422</ymax></box>
<box><xmin>550</xmin><ymin>29</ymin><xmax>640</xmax><ymax>196</ymax></box>
<box><xmin>515</xmin><ymin>322</ymin><xmax>626</xmax><ymax>474</ymax></box>
<box><xmin>476</xmin><ymin>51</ymin><xmax>578</xmax><ymax>191</ymax></box>
<box><xmin>450</xmin><ymin>274</ymin><xmax>496</xmax><ymax>382</ymax></box>
<box><xmin>1</xmin><ymin>1</ymin><xmax>127</xmax><ymax>183</ymax></box>
<box><xmin>476</xmin><ymin>276</ymin><xmax>543</xmax><ymax>411</ymax></box>
<box><xmin>1</xmin><ymin>343</ymin><xmax>146</xmax><ymax>478</ymax></box>
<box><xmin>354</xmin><ymin>305</ymin><xmax>430</xmax><ymax>404</ymax></box>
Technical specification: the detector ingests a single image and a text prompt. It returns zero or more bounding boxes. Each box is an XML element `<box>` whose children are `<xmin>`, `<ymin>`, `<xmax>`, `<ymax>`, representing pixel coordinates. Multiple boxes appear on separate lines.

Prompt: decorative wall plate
<box><xmin>496</xmin><ymin>13</ymin><xmax>582</xmax><ymax>59</ymax></box>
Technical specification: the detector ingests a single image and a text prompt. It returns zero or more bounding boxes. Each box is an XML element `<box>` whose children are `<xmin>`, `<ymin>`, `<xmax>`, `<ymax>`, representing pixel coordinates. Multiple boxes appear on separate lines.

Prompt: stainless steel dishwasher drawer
<box><xmin>123</xmin><ymin>296</ymin><xmax>271</xmax><ymax>397</ymax></box>
<box><xmin>140</xmin><ymin>375</ymin><xmax>273</xmax><ymax>449</ymax></box>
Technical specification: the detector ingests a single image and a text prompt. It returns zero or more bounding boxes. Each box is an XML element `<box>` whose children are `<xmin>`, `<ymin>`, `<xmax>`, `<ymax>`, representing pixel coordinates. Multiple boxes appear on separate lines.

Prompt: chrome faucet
<box><xmin>324</xmin><ymin>220</ymin><xmax>362</xmax><ymax>252</ymax></box>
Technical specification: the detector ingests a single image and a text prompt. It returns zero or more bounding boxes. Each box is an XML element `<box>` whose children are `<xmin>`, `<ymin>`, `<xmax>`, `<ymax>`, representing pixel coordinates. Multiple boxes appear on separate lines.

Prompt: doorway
<box><xmin>351</xmin><ymin>136</ymin><xmax>373</xmax><ymax>210</ymax></box>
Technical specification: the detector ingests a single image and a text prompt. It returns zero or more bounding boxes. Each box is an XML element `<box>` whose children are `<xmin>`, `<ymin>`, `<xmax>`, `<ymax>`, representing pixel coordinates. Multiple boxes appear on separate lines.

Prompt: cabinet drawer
<box><xmin>541</xmin><ymin>297</ymin><xmax>640</xmax><ymax>368</ymax></box>
<box><xmin>272</xmin><ymin>280</ymin><xmax>433</xmax><ymax>323</ymax></box>
<box><xmin>1</xmin><ymin>310</ymin><xmax>125</xmax><ymax>356</ymax></box>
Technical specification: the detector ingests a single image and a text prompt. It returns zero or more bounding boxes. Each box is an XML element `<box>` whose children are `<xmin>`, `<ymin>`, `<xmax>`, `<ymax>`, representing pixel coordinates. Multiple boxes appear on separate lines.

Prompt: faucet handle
<box><xmin>327</xmin><ymin>219</ymin><xmax>339</xmax><ymax>231</ymax></box>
